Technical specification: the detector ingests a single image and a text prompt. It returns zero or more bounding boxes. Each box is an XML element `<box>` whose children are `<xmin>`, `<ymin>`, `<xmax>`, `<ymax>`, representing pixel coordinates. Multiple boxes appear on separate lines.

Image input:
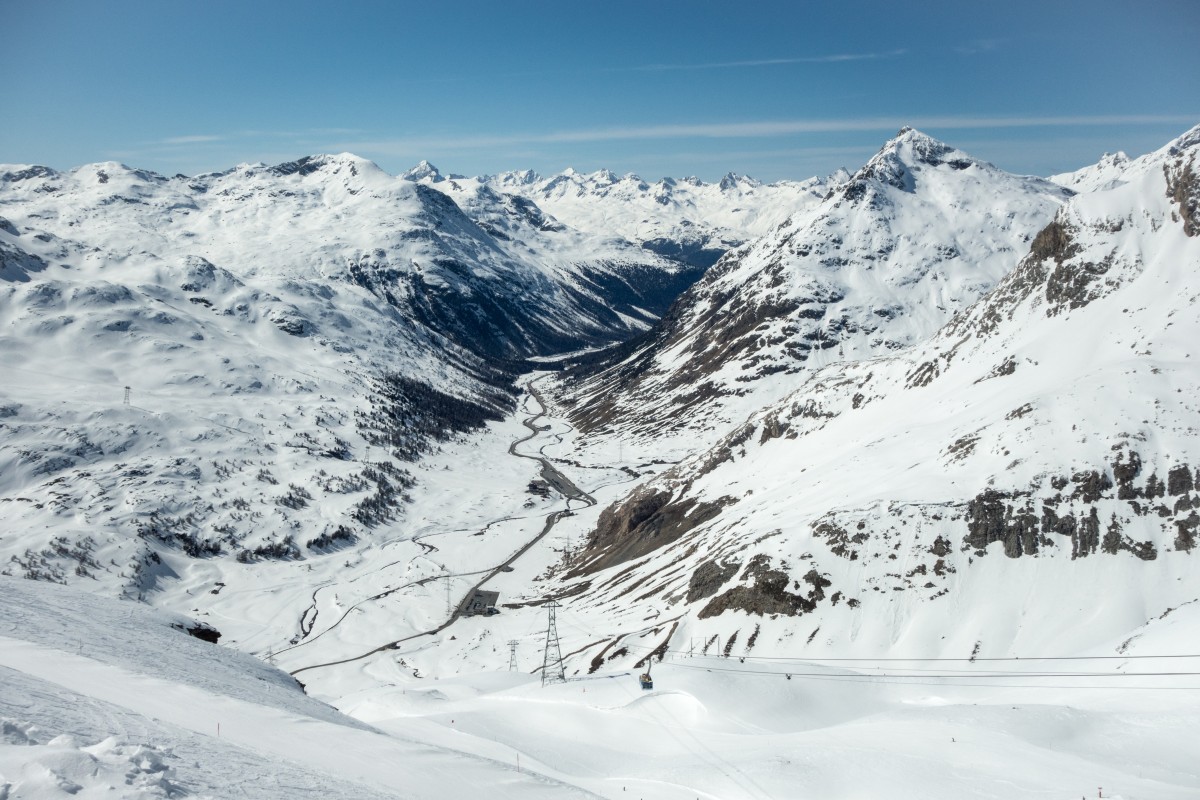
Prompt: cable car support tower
<box><xmin>541</xmin><ymin>600</ymin><xmax>566</xmax><ymax>686</ymax></box>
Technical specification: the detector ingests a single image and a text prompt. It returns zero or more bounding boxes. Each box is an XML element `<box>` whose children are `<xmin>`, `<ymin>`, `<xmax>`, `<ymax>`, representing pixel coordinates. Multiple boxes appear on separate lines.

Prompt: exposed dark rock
<box><xmin>905</xmin><ymin>359</ymin><xmax>940</xmax><ymax>388</ymax></box>
<box><xmin>1164</xmin><ymin>153</ymin><xmax>1200</xmax><ymax>236</ymax></box>
<box><xmin>1168</xmin><ymin>465</ymin><xmax>1194</xmax><ymax>496</ymax></box>
<box><xmin>171</xmin><ymin>620</ymin><xmax>222</xmax><ymax>643</ymax></box>
<box><xmin>1175</xmin><ymin>512</ymin><xmax>1198</xmax><ymax>553</ymax></box>
<box><xmin>698</xmin><ymin>555</ymin><xmax>829</xmax><ymax>619</ymax></box>
<box><xmin>946</xmin><ymin>434</ymin><xmax>980</xmax><ymax>462</ymax></box>
<box><xmin>1071</xmin><ymin>470</ymin><xmax>1113</xmax><ymax>503</ymax></box>
<box><xmin>974</xmin><ymin>356</ymin><xmax>1017</xmax><ymax>384</ymax></box>
<box><xmin>686</xmin><ymin>558</ymin><xmax>741</xmax><ymax>603</ymax></box>
<box><xmin>573</xmin><ymin>486</ymin><xmax>733</xmax><ymax>576</ymax></box>
<box><xmin>1113</xmin><ymin>449</ymin><xmax>1143</xmax><ymax>499</ymax></box>
<box><xmin>757</xmin><ymin>415</ymin><xmax>790</xmax><ymax>444</ymax></box>
<box><xmin>1102</xmin><ymin>514</ymin><xmax>1158</xmax><ymax>560</ymax></box>
<box><xmin>965</xmin><ymin>490</ymin><xmax>1040</xmax><ymax>557</ymax></box>
<box><xmin>802</xmin><ymin>568</ymin><xmax>832</xmax><ymax>601</ymax></box>
<box><xmin>814</xmin><ymin>519</ymin><xmax>867</xmax><ymax>560</ymax></box>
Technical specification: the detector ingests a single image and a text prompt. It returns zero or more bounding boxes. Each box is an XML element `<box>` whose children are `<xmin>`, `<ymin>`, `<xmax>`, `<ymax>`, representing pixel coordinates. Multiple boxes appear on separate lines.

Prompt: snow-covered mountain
<box><xmin>1</xmin><ymin>154</ymin><xmax>698</xmax><ymax>361</ymax></box>
<box><xmin>480</xmin><ymin>165</ymin><xmax>839</xmax><ymax>268</ymax></box>
<box><xmin>1051</xmin><ymin>150</ymin><xmax>1132</xmax><ymax>193</ymax></box>
<box><xmin>553</xmin><ymin>129</ymin><xmax>1074</xmax><ymax>459</ymax></box>
<box><xmin>398</xmin><ymin>168</ymin><xmax>711</xmax><ymax>326</ymax></box>
<box><xmin>0</xmin><ymin>153</ymin><xmax>697</xmax><ymax>592</ymax></box>
<box><xmin>557</xmin><ymin>124</ymin><xmax>1200</xmax><ymax>664</ymax></box>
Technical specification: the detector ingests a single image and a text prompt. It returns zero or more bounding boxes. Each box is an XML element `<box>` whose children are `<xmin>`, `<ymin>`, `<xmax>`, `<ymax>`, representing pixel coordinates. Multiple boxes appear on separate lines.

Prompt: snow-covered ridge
<box><xmin>558</xmin><ymin>124</ymin><xmax>1200</xmax><ymax>664</ymax></box>
<box><xmin>553</xmin><ymin>128</ymin><xmax>1073</xmax><ymax>459</ymax></box>
<box><xmin>472</xmin><ymin>163</ymin><xmax>839</xmax><ymax>268</ymax></box>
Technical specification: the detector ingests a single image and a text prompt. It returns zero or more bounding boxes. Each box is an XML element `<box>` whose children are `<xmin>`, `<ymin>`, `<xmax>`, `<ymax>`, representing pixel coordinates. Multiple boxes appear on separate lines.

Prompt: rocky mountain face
<box><xmin>403</xmin><ymin>170</ymin><xmax>714</xmax><ymax>331</ymax></box>
<box><xmin>551</xmin><ymin>129</ymin><xmax>1074</xmax><ymax>460</ymax></box>
<box><xmin>0</xmin><ymin>154</ymin><xmax>701</xmax><ymax>592</ymax></box>
<box><xmin>559</xmin><ymin>125</ymin><xmax>1200</xmax><ymax>664</ymax></box>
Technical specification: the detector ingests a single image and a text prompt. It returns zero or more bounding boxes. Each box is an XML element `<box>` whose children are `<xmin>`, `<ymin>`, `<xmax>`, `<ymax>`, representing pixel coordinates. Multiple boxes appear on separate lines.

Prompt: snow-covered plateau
<box><xmin>2</xmin><ymin>126</ymin><xmax>1199</xmax><ymax>799</ymax></box>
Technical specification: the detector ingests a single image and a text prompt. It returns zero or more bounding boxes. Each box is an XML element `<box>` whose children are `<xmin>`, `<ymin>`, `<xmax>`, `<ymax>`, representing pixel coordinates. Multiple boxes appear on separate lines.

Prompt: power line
<box><xmin>666</xmin><ymin>660</ymin><xmax>1200</xmax><ymax>682</ymax></box>
<box><xmin>701</xmin><ymin>652</ymin><xmax>1200</xmax><ymax>663</ymax></box>
<box><xmin>611</xmin><ymin>637</ymin><xmax>1200</xmax><ymax>663</ymax></box>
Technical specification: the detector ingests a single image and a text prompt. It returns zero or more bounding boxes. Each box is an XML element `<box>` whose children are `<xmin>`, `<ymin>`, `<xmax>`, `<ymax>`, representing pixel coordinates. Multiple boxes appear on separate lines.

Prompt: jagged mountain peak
<box><xmin>591</xmin><ymin>168</ymin><xmax>619</xmax><ymax>184</ymax></box>
<box><xmin>401</xmin><ymin>159</ymin><xmax>444</xmax><ymax>182</ymax></box>
<box><xmin>0</xmin><ymin>164</ymin><xmax>61</xmax><ymax>184</ymax></box>
<box><xmin>1166</xmin><ymin>122</ymin><xmax>1200</xmax><ymax>156</ymax></box>
<box><xmin>1052</xmin><ymin>122</ymin><xmax>1199</xmax><ymax>194</ymax></box>
<box><xmin>717</xmin><ymin>172</ymin><xmax>760</xmax><ymax>191</ymax></box>
<box><xmin>842</xmin><ymin>128</ymin><xmax>1071</xmax><ymax>204</ymax></box>
<box><xmin>1097</xmin><ymin>151</ymin><xmax>1131</xmax><ymax>167</ymax></box>
<box><xmin>487</xmin><ymin>168</ymin><xmax>541</xmax><ymax>187</ymax></box>
<box><xmin>268</xmin><ymin>152</ymin><xmax>387</xmax><ymax>180</ymax></box>
<box><xmin>846</xmin><ymin>127</ymin><xmax>984</xmax><ymax>194</ymax></box>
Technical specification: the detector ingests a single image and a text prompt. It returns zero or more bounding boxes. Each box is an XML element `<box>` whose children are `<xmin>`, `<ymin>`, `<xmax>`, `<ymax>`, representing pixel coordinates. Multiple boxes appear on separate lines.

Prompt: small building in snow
<box><xmin>461</xmin><ymin>589</ymin><xmax>500</xmax><ymax>616</ymax></box>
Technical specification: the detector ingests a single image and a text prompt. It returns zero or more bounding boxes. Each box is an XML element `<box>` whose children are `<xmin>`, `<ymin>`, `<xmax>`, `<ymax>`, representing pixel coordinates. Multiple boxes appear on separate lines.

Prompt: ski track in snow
<box><xmin>0</xmin><ymin>638</ymin><xmax>596</xmax><ymax>799</ymax></box>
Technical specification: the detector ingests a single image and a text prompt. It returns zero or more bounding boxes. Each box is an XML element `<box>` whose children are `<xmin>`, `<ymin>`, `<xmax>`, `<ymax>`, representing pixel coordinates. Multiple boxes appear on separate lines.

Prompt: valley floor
<box><xmin>4</xmin><ymin>378</ymin><xmax>1199</xmax><ymax>799</ymax></box>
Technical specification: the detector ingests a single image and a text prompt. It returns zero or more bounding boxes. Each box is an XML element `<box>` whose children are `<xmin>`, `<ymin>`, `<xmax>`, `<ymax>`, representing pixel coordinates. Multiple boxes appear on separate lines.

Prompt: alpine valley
<box><xmin>2</xmin><ymin>126</ymin><xmax>1199</xmax><ymax>800</ymax></box>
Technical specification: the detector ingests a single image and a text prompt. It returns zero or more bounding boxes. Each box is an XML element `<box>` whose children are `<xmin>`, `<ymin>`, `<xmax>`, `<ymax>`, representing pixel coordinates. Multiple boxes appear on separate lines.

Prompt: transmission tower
<box><xmin>540</xmin><ymin>600</ymin><xmax>566</xmax><ymax>686</ymax></box>
<box><xmin>508</xmin><ymin>639</ymin><xmax>519</xmax><ymax>671</ymax></box>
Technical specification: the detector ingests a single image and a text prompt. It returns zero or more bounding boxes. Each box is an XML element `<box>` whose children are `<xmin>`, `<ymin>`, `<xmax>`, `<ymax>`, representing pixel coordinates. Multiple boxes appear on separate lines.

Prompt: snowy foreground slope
<box><xmin>0</xmin><ymin>577</ymin><xmax>592</xmax><ymax>799</ymax></box>
<box><xmin>553</xmin><ymin>129</ymin><xmax>1074</xmax><ymax>460</ymax></box>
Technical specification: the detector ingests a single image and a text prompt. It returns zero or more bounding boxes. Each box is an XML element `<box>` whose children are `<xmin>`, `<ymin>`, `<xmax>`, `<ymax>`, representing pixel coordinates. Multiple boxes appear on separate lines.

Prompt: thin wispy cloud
<box><xmin>161</xmin><ymin>134</ymin><xmax>225</xmax><ymax>145</ymax></box>
<box><xmin>157</xmin><ymin>128</ymin><xmax>364</xmax><ymax>148</ymax></box>
<box><xmin>955</xmin><ymin>38</ymin><xmax>1006</xmax><ymax>55</ymax></box>
<box><xmin>630</xmin><ymin>49</ymin><xmax>908</xmax><ymax>71</ymax></box>
<box><xmin>333</xmin><ymin>114</ymin><xmax>1199</xmax><ymax>154</ymax></box>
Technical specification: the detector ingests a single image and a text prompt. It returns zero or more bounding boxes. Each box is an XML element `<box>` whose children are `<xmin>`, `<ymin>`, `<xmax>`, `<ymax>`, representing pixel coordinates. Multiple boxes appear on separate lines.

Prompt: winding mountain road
<box><xmin>292</xmin><ymin>380</ymin><xmax>594</xmax><ymax>676</ymax></box>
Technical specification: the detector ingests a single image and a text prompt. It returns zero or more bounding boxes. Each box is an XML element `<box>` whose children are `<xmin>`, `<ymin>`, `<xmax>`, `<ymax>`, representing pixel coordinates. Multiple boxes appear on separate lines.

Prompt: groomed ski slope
<box><xmin>0</xmin><ymin>577</ymin><xmax>597</xmax><ymax>799</ymax></box>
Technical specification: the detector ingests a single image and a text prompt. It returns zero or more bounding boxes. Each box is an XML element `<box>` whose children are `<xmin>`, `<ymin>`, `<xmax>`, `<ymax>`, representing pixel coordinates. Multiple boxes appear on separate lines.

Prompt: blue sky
<box><xmin>3</xmin><ymin>0</ymin><xmax>1197</xmax><ymax>181</ymax></box>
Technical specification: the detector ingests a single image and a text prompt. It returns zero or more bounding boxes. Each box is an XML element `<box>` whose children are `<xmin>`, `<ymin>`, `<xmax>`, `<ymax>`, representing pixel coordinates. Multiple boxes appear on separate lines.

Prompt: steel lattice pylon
<box><xmin>540</xmin><ymin>600</ymin><xmax>566</xmax><ymax>686</ymax></box>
